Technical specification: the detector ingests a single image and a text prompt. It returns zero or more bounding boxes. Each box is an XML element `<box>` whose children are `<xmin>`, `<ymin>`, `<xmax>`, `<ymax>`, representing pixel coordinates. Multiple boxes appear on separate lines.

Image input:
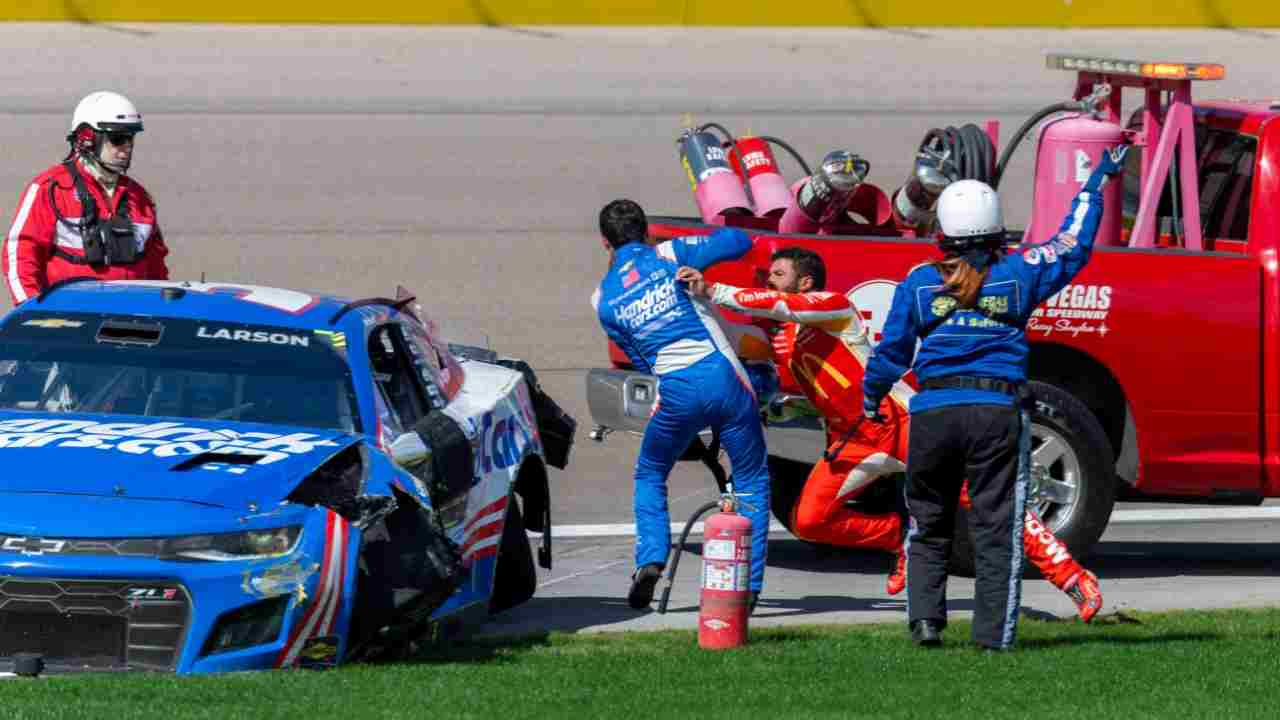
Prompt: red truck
<box><xmin>587</xmin><ymin>54</ymin><xmax>1278</xmax><ymax>568</ymax></box>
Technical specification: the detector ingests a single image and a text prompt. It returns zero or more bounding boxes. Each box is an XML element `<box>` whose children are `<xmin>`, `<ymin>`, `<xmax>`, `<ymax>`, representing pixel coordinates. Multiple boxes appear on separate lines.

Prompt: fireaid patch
<box><xmin>978</xmin><ymin>295</ymin><xmax>1009</xmax><ymax>315</ymax></box>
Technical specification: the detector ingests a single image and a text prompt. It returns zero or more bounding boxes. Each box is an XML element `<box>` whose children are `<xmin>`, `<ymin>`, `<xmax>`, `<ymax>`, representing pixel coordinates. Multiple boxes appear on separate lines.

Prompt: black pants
<box><xmin>905</xmin><ymin>404</ymin><xmax>1026</xmax><ymax>649</ymax></box>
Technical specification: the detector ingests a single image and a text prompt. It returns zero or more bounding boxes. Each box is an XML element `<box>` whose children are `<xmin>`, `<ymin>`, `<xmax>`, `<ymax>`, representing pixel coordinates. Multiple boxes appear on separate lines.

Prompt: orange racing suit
<box><xmin>709</xmin><ymin>282</ymin><xmax>1092</xmax><ymax>589</ymax></box>
<box><xmin>710</xmin><ymin>283</ymin><xmax>910</xmax><ymax>552</ymax></box>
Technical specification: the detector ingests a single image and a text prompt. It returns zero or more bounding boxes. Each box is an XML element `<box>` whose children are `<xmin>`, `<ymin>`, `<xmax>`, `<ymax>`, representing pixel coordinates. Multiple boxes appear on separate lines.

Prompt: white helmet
<box><xmin>936</xmin><ymin>179</ymin><xmax>1004</xmax><ymax>239</ymax></box>
<box><xmin>68</xmin><ymin>91</ymin><xmax>143</xmax><ymax>137</ymax></box>
<box><xmin>67</xmin><ymin>91</ymin><xmax>144</xmax><ymax>173</ymax></box>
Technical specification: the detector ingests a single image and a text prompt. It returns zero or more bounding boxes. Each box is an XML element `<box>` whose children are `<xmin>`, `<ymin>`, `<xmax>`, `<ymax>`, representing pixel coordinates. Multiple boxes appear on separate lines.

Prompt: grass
<box><xmin>8</xmin><ymin>608</ymin><xmax>1280</xmax><ymax>720</ymax></box>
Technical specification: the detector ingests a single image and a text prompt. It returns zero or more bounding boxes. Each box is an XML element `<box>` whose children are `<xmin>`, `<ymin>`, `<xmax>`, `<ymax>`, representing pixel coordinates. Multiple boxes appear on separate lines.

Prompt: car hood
<box><xmin>0</xmin><ymin>411</ymin><xmax>361</xmax><ymax>510</ymax></box>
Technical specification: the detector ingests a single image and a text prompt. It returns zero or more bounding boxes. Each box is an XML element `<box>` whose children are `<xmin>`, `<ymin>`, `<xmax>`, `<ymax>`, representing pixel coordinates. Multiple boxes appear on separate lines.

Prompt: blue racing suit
<box><xmin>862</xmin><ymin>159</ymin><xmax>1113</xmax><ymax>649</ymax></box>
<box><xmin>593</xmin><ymin>229</ymin><xmax>772</xmax><ymax>592</ymax></box>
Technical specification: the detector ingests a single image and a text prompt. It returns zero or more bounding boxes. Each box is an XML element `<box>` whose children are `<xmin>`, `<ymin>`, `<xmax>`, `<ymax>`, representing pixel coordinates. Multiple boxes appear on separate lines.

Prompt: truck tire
<box><xmin>947</xmin><ymin>380</ymin><xmax>1116</xmax><ymax>577</ymax></box>
<box><xmin>767</xmin><ymin>455</ymin><xmax>812</xmax><ymax>533</ymax></box>
<box><xmin>489</xmin><ymin>498</ymin><xmax>537</xmax><ymax>614</ymax></box>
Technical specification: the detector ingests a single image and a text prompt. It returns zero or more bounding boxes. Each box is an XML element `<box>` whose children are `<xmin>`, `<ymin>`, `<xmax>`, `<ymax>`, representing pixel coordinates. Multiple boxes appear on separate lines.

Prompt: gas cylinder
<box><xmin>678</xmin><ymin>128</ymin><xmax>752</xmax><ymax>225</ymax></box>
<box><xmin>698</xmin><ymin>497</ymin><xmax>752</xmax><ymax>649</ymax></box>
<box><xmin>1025</xmin><ymin>114</ymin><xmax>1125</xmax><ymax>246</ymax></box>
<box><xmin>892</xmin><ymin>148</ymin><xmax>957</xmax><ymax>227</ymax></box>
<box><xmin>778</xmin><ymin>150</ymin><xmax>869</xmax><ymax>234</ymax></box>
<box><xmin>729</xmin><ymin>136</ymin><xmax>792</xmax><ymax>218</ymax></box>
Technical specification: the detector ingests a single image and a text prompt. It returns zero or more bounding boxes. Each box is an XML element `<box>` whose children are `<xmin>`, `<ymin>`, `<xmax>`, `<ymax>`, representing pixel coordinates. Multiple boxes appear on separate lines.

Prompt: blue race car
<box><xmin>0</xmin><ymin>279</ymin><xmax>572</xmax><ymax>674</ymax></box>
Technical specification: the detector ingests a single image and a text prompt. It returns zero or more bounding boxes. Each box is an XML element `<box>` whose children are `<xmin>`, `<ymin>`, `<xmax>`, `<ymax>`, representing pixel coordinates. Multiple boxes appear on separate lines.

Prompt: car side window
<box><xmin>401</xmin><ymin>321</ymin><xmax>465</xmax><ymax>403</ymax></box>
<box><xmin>397</xmin><ymin>321</ymin><xmax>450</xmax><ymax>409</ymax></box>
<box><xmin>367</xmin><ymin>325</ymin><xmax>429</xmax><ymax>432</ymax></box>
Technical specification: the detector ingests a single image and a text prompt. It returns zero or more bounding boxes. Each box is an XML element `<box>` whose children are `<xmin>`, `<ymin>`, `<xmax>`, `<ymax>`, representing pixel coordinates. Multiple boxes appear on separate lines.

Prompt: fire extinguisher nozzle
<box><xmin>657</xmin><ymin>585</ymin><xmax>673</xmax><ymax>614</ymax></box>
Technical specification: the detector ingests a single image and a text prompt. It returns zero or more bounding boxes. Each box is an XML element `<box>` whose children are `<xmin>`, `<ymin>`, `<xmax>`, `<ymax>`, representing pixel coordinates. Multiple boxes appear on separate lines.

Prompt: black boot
<box><xmin>910</xmin><ymin>620</ymin><xmax>943</xmax><ymax>647</ymax></box>
<box><xmin>627</xmin><ymin>564</ymin><xmax>663</xmax><ymax>609</ymax></box>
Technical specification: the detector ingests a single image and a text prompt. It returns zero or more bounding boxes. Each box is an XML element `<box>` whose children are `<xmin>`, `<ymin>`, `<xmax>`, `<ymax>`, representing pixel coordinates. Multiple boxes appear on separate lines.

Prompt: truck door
<box><xmin>1108</xmin><ymin>125</ymin><xmax>1263</xmax><ymax>495</ymax></box>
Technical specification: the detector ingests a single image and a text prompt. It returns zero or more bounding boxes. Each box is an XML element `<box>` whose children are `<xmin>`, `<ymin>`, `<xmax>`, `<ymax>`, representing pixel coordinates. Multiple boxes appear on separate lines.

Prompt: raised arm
<box><xmin>1017</xmin><ymin>145</ymin><xmax>1129</xmax><ymax>307</ymax></box>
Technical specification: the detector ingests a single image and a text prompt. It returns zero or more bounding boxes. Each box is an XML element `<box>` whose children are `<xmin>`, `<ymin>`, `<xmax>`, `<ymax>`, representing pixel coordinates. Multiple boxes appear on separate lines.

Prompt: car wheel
<box><xmin>489</xmin><ymin>497</ymin><xmax>537</xmax><ymax>614</ymax></box>
<box><xmin>948</xmin><ymin>380</ymin><xmax>1116</xmax><ymax>577</ymax></box>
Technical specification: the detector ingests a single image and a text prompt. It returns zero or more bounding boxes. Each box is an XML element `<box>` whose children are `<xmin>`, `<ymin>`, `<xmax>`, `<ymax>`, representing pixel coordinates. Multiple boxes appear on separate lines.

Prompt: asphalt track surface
<box><xmin>3</xmin><ymin>24</ymin><xmax>1280</xmax><ymax>634</ymax></box>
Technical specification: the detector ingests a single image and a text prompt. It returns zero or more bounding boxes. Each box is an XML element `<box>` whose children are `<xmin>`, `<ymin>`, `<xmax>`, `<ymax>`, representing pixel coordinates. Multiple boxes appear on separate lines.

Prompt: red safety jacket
<box><xmin>3</xmin><ymin>159</ymin><xmax>168</xmax><ymax>304</ymax></box>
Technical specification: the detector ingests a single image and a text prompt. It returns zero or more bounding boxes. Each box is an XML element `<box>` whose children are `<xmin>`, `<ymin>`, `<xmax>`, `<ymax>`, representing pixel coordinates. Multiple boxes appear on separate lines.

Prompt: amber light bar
<box><xmin>1046</xmin><ymin>53</ymin><xmax>1225</xmax><ymax>81</ymax></box>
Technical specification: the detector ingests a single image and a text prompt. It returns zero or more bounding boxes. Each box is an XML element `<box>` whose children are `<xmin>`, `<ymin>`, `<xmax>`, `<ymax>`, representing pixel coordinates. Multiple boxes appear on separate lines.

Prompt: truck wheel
<box><xmin>489</xmin><ymin>498</ymin><xmax>537</xmax><ymax>614</ymax></box>
<box><xmin>948</xmin><ymin>380</ymin><xmax>1116</xmax><ymax>577</ymax></box>
<box><xmin>767</xmin><ymin>455</ymin><xmax>812</xmax><ymax>533</ymax></box>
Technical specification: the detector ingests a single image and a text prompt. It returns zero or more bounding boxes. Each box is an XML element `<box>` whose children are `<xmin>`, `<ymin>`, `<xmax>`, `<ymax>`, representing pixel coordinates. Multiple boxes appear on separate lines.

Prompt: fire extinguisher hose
<box><xmin>759</xmin><ymin>135</ymin><xmax>813</xmax><ymax>176</ymax></box>
<box><xmin>991</xmin><ymin>101</ymin><xmax>1090</xmax><ymax>189</ymax></box>
<box><xmin>919</xmin><ymin>123</ymin><xmax>996</xmax><ymax>185</ymax></box>
<box><xmin>657</xmin><ymin>499</ymin><xmax>722</xmax><ymax>614</ymax></box>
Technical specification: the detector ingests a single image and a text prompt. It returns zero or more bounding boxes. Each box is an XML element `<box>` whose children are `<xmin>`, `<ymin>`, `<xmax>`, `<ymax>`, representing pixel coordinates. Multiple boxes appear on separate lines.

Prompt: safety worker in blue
<box><xmin>861</xmin><ymin>144</ymin><xmax>1129</xmax><ymax>650</ymax></box>
<box><xmin>592</xmin><ymin>199</ymin><xmax>772</xmax><ymax>611</ymax></box>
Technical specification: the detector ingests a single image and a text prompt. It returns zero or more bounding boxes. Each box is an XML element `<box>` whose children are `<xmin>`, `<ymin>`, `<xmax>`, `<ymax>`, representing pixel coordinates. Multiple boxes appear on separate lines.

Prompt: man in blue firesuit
<box><xmin>592</xmin><ymin>199</ymin><xmax>771</xmax><ymax>610</ymax></box>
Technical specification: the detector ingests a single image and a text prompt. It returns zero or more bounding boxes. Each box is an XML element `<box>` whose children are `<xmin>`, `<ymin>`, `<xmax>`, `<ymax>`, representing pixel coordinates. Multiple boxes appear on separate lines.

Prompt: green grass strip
<box><xmin>8</xmin><ymin>608</ymin><xmax>1280</xmax><ymax>720</ymax></box>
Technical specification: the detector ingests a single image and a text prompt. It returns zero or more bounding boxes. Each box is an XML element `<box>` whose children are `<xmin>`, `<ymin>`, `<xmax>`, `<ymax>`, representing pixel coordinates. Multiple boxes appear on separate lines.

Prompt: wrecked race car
<box><xmin>0</xmin><ymin>279</ymin><xmax>573</xmax><ymax>674</ymax></box>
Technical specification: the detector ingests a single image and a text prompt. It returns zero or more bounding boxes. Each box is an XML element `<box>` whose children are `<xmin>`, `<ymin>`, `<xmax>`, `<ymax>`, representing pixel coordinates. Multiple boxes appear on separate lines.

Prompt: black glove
<box><xmin>863</xmin><ymin>396</ymin><xmax>886</xmax><ymax>424</ymax></box>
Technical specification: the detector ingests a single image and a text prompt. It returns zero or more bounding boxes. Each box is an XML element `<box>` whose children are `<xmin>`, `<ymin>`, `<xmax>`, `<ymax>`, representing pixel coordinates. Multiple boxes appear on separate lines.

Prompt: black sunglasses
<box><xmin>105</xmin><ymin>133</ymin><xmax>135</xmax><ymax>146</ymax></box>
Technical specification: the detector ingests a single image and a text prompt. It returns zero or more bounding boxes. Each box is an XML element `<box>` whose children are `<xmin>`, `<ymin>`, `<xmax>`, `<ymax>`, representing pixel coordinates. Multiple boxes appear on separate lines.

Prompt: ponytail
<box><xmin>934</xmin><ymin>256</ymin><xmax>990</xmax><ymax>308</ymax></box>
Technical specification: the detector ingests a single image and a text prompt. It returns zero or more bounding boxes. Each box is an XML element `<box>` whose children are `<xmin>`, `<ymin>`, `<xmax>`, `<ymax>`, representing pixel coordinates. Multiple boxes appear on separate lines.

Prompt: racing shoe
<box><xmin>910</xmin><ymin>620</ymin><xmax>943</xmax><ymax>647</ymax></box>
<box><xmin>886</xmin><ymin>546</ymin><xmax>907</xmax><ymax>596</ymax></box>
<box><xmin>627</xmin><ymin>563</ymin><xmax>664</xmax><ymax>610</ymax></box>
<box><xmin>1063</xmin><ymin>570</ymin><xmax>1103</xmax><ymax>623</ymax></box>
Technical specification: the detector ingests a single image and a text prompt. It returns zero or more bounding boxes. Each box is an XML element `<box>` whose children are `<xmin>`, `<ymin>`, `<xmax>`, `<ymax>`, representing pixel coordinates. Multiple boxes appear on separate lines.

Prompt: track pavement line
<box><xmin>539</xmin><ymin>506</ymin><xmax>1280</xmax><ymax>539</ymax></box>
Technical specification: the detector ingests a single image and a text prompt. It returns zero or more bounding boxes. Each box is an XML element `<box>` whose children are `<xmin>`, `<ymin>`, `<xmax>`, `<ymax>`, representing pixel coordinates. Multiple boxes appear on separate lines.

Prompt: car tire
<box><xmin>947</xmin><ymin>380</ymin><xmax>1116</xmax><ymax>577</ymax></box>
<box><xmin>489</xmin><ymin>497</ymin><xmax>537</xmax><ymax>614</ymax></box>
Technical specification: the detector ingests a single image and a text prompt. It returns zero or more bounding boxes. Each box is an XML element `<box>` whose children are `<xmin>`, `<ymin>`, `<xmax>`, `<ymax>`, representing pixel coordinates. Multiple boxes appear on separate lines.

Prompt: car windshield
<box><xmin>0</xmin><ymin>312</ymin><xmax>360</xmax><ymax>432</ymax></box>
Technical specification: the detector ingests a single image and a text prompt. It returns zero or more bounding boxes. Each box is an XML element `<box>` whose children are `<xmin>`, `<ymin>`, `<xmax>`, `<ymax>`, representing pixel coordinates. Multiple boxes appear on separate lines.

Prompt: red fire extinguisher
<box><xmin>656</xmin><ymin>461</ymin><xmax>754</xmax><ymax>649</ymax></box>
<box><xmin>729</xmin><ymin>136</ymin><xmax>792</xmax><ymax>218</ymax></box>
<box><xmin>698</xmin><ymin>495</ymin><xmax>752</xmax><ymax>649</ymax></box>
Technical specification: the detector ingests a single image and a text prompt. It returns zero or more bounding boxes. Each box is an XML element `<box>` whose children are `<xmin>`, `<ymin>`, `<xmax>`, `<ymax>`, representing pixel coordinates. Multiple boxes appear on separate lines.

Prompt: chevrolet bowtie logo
<box><xmin>21</xmin><ymin>318</ymin><xmax>84</xmax><ymax>329</ymax></box>
<box><xmin>1</xmin><ymin>536</ymin><xmax>67</xmax><ymax>555</ymax></box>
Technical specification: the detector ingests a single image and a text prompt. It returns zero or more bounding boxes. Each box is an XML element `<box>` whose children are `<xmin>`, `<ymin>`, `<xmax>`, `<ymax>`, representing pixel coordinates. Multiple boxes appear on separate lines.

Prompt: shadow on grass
<box><xmin>1017</xmin><ymin>631</ymin><xmax>1220</xmax><ymax>651</ymax></box>
<box><xmin>418</xmin><ymin>632</ymin><xmax>553</xmax><ymax>662</ymax></box>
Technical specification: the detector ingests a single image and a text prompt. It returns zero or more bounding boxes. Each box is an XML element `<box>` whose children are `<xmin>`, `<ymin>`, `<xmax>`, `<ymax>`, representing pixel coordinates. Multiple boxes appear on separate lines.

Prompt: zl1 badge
<box><xmin>299</xmin><ymin>635</ymin><xmax>340</xmax><ymax>669</ymax></box>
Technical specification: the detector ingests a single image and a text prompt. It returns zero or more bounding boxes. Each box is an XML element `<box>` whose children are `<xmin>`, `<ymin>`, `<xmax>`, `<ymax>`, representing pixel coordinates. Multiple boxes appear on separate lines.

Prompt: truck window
<box><xmin>1197</xmin><ymin>130</ymin><xmax>1255</xmax><ymax>246</ymax></box>
<box><xmin>1121</xmin><ymin>121</ymin><xmax>1255</xmax><ymax>251</ymax></box>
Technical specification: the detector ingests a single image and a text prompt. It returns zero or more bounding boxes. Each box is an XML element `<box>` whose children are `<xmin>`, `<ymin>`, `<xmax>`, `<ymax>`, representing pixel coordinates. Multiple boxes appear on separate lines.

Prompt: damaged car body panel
<box><xmin>0</xmin><ymin>281</ymin><xmax>573</xmax><ymax>674</ymax></box>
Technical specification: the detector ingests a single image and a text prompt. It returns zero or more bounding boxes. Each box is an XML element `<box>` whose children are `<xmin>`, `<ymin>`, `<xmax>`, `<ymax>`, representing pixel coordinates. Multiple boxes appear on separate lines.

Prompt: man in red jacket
<box><xmin>3</xmin><ymin>91</ymin><xmax>169</xmax><ymax>305</ymax></box>
<box><xmin>680</xmin><ymin>247</ymin><xmax>1104</xmax><ymax>622</ymax></box>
